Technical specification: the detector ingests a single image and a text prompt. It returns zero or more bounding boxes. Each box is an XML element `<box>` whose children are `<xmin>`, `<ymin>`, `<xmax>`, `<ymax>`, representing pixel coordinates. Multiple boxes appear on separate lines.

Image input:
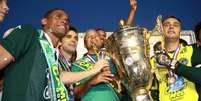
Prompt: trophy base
<box><xmin>132</xmin><ymin>87</ymin><xmax>151</xmax><ymax>101</ymax></box>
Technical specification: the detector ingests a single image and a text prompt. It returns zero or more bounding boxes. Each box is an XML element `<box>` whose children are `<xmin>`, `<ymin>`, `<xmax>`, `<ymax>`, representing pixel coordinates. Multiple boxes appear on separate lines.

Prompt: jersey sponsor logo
<box><xmin>75</xmin><ymin>58</ymin><xmax>93</xmax><ymax>71</ymax></box>
<box><xmin>179</xmin><ymin>58</ymin><xmax>188</xmax><ymax>65</ymax></box>
<box><xmin>165</xmin><ymin>80</ymin><xmax>187</xmax><ymax>101</ymax></box>
<box><xmin>167</xmin><ymin>76</ymin><xmax>185</xmax><ymax>92</ymax></box>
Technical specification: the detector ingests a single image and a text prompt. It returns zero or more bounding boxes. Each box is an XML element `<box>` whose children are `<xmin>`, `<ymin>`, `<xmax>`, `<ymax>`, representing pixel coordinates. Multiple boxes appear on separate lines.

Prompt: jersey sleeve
<box><xmin>0</xmin><ymin>24</ymin><xmax>38</xmax><ymax>60</ymax></box>
<box><xmin>175</xmin><ymin>44</ymin><xmax>201</xmax><ymax>85</ymax></box>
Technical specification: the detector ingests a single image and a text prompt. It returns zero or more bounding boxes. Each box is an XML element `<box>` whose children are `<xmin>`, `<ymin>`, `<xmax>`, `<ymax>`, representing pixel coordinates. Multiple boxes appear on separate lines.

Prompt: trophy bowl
<box><xmin>104</xmin><ymin>21</ymin><xmax>152</xmax><ymax>101</ymax></box>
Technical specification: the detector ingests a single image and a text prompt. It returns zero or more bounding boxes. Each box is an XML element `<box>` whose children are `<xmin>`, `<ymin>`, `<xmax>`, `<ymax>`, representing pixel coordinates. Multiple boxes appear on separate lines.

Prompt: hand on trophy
<box><xmin>155</xmin><ymin>50</ymin><xmax>171</xmax><ymax>67</ymax></box>
<box><xmin>89</xmin><ymin>66</ymin><xmax>114</xmax><ymax>86</ymax></box>
<box><xmin>154</xmin><ymin>42</ymin><xmax>171</xmax><ymax>67</ymax></box>
<box><xmin>154</xmin><ymin>42</ymin><xmax>179</xmax><ymax>70</ymax></box>
<box><xmin>91</xmin><ymin>59</ymin><xmax>110</xmax><ymax>74</ymax></box>
<box><xmin>155</xmin><ymin>50</ymin><xmax>180</xmax><ymax>70</ymax></box>
<box><xmin>153</xmin><ymin>42</ymin><xmax>162</xmax><ymax>53</ymax></box>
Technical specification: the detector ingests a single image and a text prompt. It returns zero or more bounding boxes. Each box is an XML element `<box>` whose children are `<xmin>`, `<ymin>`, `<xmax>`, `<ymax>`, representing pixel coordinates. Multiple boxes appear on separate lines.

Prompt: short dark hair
<box><xmin>69</xmin><ymin>26</ymin><xmax>78</xmax><ymax>33</ymax></box>
<box><xmin>42</xmin><ymin>8</ymin><xmax>68</xmax><ymax>27</ymax></box>
<box><xmin>43</xmin><ymin>8</ymin><xmax>68</xmax><ymax>19</ymax></box>
<box><xmin>194</xmin><ymin>21</ymin><xmax>201</xmax><ymax>41</ymax></box>
<box><xmin>162</xmin><ymin>16</ymin><xmax>182</xmax><ymax>24</ymax></box>
<box><xmin>63</xmin><ymin>26</ymin><xmax>78</xmax><ymax>39</ymax></box>
<box><xmin>70</xmin><ymin>51</ymin><xmax>77</xmax><ymax>62</ymax></box>
<box><xmin>95</xmin><ymin>28</ymin><xmax>106</xmax><ymax>32</ymax></box>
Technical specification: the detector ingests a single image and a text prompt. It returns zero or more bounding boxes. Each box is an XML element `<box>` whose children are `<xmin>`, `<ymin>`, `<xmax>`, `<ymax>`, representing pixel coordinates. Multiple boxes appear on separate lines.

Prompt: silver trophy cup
<box><xmin>104</xmin><ymin>20</ymin><xmax>152</xmax><ymax>101</ymax></box>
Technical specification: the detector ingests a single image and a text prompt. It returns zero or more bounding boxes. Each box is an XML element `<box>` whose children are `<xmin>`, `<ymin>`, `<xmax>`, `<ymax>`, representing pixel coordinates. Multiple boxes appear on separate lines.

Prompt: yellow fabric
<box><xmin>150</xmin><ymin>44</ymin><xmax>198</xmax><ymax>101</ymax></box>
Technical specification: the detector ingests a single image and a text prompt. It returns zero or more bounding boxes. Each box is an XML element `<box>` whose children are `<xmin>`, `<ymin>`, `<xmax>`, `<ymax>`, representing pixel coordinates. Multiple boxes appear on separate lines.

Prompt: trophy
<box><xmin>104</xmin><ymin>20</ymin><xmax>152</xmax><ymax>101</ymax></box>
<box><xmin>91</xmin><ymin>40</ymin><xmax>122</xmax><ymax>94</ymax></box>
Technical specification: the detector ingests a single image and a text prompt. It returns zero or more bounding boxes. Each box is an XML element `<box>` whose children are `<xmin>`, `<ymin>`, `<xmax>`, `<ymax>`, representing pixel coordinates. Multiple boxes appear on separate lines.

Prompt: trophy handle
<box><xmin>157</xmin><ymin>15</ymin><xmax>165</xmax><ymax>50</ymax></box>
<box><xmin>142</xmin><ymin>28</ymin><xmax>155</xmax><ymax>92</ymax></box>
<box><xmin>93</xmin><ymin>42</ymin><xmax>123</xmax><ymax>94</ymax></box>
<box><xmin>151</xmin><ymin>15</ymin><xmax>166</xmax><ymax>82</ymax></box>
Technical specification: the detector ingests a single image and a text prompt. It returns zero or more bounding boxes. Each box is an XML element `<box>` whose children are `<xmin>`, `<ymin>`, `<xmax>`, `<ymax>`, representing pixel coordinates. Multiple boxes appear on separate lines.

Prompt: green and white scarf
<box><xmin>38</xmin><ymin>30</ymin><xmax>69</xmax><ymax>101</ymax></box>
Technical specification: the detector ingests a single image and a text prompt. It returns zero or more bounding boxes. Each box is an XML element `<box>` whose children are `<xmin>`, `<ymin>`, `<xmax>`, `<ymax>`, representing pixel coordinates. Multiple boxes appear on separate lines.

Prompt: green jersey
<box><xmin>0</xmin><ymin>24</ymin><xmax>48</xmax><ymax>101</ymax></box>
<box><xmin>72</xmin><ymin>54</ymin><xmax>119</xmax><ymax>101</ymax></box>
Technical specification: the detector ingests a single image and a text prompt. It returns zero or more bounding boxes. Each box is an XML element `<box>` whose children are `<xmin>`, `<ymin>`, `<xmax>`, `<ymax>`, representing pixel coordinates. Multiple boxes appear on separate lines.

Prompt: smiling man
<box><xmin>0</xmin><ymin>8</ymin><xmax>70</xmax><ymax>101</ymax></box>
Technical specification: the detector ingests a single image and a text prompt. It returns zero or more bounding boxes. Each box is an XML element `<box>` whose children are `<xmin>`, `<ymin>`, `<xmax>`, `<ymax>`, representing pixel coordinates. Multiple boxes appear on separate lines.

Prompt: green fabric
<box><xmin>119</xmin><ymin>88</ymin><xmax>132</xmax><ymax>101</ymax></box>
<box><xmin>72</xmin><ymin>61</ymin><xmax>92</xmax><ymax>86</ymax></box>
<box><xmin>82</xmin><ymin>87</ymin><xmax>118</xmax><ymax>101</ymax></box>
<box><xmin>175</xmin><ymin>44</ymin><xmax>201</xmax><ymax>101</ymax></box>
<box><xmin>72</xmin><ymin>54</ymin><xmax>119</xmax><ymax>101</ymax></box>
<box><xmin>58</xmin><ymin>57</ymin><xmax>74</xmax><ymax>100</ymax></box>
<box><xmin>39</xmin><ymin>34</ymin><xmax>68</xmax><ymax>101</ymax></box>
<box><xmin>0</xmin><ymin>24</ymin><xmax>48</xmax><ymax>101</ymax></box>
<box><xmin>150</xmin><ymin>76</ymin><xmax>159</xmax><ymax>101</ymax></box>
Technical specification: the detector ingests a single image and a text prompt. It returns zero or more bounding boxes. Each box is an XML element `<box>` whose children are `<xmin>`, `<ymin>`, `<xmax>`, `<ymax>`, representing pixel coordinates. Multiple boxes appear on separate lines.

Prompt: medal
<box><xmin>167</xmin><ymin>45</ymin><xmax>180</xmax><ymax>85</ymax></box>
<box><xmin>168</xmin><ymin>76</ymin><xmax>176</xmax><ymax>85</ymax></box>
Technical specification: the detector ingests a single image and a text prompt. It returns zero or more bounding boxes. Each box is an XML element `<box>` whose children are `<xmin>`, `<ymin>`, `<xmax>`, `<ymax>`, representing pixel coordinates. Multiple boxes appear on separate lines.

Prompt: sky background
<box><xmin>0</xmin><ymin>0</ymin><xmax>201</xmax><ymax>37</ymax></box>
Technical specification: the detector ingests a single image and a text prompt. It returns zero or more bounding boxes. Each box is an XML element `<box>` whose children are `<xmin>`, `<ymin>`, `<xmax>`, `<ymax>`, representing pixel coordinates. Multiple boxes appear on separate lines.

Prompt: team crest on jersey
<box><xmin>179</xmin><ymin>58</ymin><xmax>188</xmax><ymax>65</ymax></box>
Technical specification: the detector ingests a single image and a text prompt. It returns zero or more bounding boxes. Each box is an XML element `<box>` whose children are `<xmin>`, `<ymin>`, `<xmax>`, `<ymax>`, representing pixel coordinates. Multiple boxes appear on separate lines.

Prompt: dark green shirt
<box><xmin>0</xmin><ymin>24</ymin><xmax>48</xmax><ymax>101</ymax></box>
<box><xmin>72</xmin><ymin>54</ymin><xmax>119</xmax><ymax>101</ymax></box>
<box><xmin>175</xmin><ymin>44</ymin><xmax>201</xmax><ymax>101</ymax></box>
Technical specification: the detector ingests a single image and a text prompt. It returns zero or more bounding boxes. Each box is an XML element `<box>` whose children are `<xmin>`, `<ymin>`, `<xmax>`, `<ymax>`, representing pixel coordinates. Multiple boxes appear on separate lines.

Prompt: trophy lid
<box><xmin>118</xmin><ymin>19</ymin><xmax>132</xmax><ymax>30</ymax></box>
